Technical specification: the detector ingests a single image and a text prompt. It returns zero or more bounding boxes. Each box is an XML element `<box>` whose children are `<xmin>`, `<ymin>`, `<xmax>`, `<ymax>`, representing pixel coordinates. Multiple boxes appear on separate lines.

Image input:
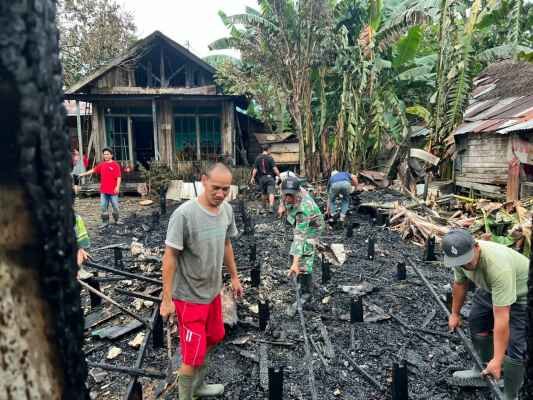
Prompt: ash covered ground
<box><xmin>78</xmin><ymin>189</ymin><xmax>501</xmax><ymax>400</ymax></box>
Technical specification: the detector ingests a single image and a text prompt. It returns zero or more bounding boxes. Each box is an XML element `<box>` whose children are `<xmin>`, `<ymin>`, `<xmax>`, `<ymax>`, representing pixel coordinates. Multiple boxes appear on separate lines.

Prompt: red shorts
<box><xmin>173</xmin><ymin>295</ymin><xmax>225</xmax><ymax>367</ymax></box>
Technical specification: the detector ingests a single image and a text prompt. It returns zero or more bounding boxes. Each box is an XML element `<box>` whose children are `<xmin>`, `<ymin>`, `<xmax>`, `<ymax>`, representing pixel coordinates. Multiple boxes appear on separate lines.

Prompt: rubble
<box><xmin>74</xmin><ymin>189</ymin><xmax>530</xmax><ymax>400</ymax></box>
<box><xmin>106</xmin><ymin>347</ymin><xmax>122</xmax><ymax>360</ymax></box>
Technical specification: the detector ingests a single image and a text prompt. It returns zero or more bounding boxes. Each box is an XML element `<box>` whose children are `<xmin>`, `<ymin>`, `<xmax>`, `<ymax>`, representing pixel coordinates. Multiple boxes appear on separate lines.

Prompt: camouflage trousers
<box><xmin>299</xmin><ymin>241</ymin><xmax>318</xmax><ymax>273</ymax></box>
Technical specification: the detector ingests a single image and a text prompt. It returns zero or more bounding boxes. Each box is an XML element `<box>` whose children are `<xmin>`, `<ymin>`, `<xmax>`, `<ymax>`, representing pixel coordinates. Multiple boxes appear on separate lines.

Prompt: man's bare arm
<box><xmin>224</xmin><ymin>239</ymin><xmax>243</xmax><ymax>297</ymax></box>
<box><xmin>492</xmin><ymin>305</ymin><xmax>510</xmax><ymax>364</ymax></box>
<box><xmin>451</xmin><ymin>281</ymin><xmax>468</xmax><ymax>315</ymax></box>
<box><xmin>160</xmin><ymin>245</ymin><xmax>180</xmax><ymax>319</ymax></box>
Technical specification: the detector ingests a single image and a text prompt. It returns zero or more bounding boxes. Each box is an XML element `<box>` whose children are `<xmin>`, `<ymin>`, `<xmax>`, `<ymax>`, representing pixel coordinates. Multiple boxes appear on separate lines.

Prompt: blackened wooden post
<box><xmin>367</xmin><ymin>236</ymin><xmax>375</xmax><ymax>260</ymax></box>
<box><xmin>251</xmin><ymin>264</ymin><xmax>261</xmax><ymax>288</ymax></box>
<box><xmin>350</xmin><ymin>297</ymin><xmax>364</xmax><ymax>323</ymax></box>
<box><xmin>392</xmin><ymin>360</ymin><xmax>408</xmax><ymax>400</ymax></box>
<box><xmin>250</xmin><ymin>241</ymin><xmax>257</xmax><ymax>263</ymax></box>
<box><xmin>396</xmin><ymin>262</ymin><xmax>407</xmax><ymax>281</ymax></box>
<box><xmin>424</xmin><ymin>236</ymin><xmax>437</xmax><ymax>261</ymax></box>
<box><xmin>159</xmin><ymin>190</ymin><xmax>166</xmax><ymax>215</ymax></box>
<box><xmin>114</xmin><ymin>246</ymin><xmax>123</xmax><ymax>268</ymax></box>
<box><xmin>85</xmin><ymin>277</ymin><xmax>103</xmax><ymax>309</ymax></box>
<box><xmin>152</xmin><ymin>211</ymin><xmax>160</xmax><ymax>226</ymax></box>
<box><xmin>152</xmin><ymin>309</ymin><xmax>164</xmax><ymax>349</ymax></box>
<box><xmin>268</xmin><ymin>366</ymin><xmax>284</xmax><ymax>400</ymax></box>
<box><xmin>259</xmin><ymin>301</ymin><xmax>270</xmax><ymax>331</ymax></box>
<box><xmin>321</xmin><ymin>257</ymin><xmax>331</xmax><ymax>284</ymax></box>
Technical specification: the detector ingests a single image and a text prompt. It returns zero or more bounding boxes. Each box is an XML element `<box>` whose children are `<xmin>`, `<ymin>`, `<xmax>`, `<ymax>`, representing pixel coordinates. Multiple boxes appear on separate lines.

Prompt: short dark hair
<box><xmin>205</xmin><ymin>162</ymin><xmax>232</xmax><ymax>177</ymax></box>
<box><xmin>102</xmin><ymin>147</ymin><xmax>113</xmax><ymax>154</ymax></box>
<box><xmin>261</xmin><ymin>144</ymin><xmax>271</xmax><ymax>152</ymax></box>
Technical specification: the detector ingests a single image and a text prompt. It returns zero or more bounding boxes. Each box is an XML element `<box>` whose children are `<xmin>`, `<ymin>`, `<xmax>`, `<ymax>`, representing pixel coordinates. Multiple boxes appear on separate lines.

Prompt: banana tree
<box><xmin>209</xmin><ymin>1</ymin><xmax>334</xmax><ymax>178</ymax></box>
<box><xmin>331</xmin><ymin>0</ymin><xmax>437</xmax><ymax>171</ymax></box>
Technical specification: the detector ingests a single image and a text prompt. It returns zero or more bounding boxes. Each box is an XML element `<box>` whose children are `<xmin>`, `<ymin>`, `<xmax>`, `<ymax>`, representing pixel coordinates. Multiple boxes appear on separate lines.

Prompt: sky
<box><xmin>122</xmin><ymin>0</ymin><xmax>258</xmax><ymax>58</ymax></box>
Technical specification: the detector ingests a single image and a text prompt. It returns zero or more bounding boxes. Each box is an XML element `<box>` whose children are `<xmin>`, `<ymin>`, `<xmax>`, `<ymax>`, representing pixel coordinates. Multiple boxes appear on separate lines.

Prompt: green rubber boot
<box><xmin>503</xmin><ymin>356</ymin><xmax>525</xmax><ymax>400</ymax></box>
<box><xmin>178</xmin><ymin>374</ymin><xmax>194</xmax><ymax>400</ymax></box>
<box><xmin>451</xmin><ymin>334</ymin><xmax>493</xmax><ymax>387</ymax></box>
<box><xmin>286</xmin><ymin>273</ymin><xmax>313</xmax><ymax>317</ymax></box>
<box><xmin>192</xmin><ymin>353</ymin><xmax>224</xmax><ymax>398</ymax></box>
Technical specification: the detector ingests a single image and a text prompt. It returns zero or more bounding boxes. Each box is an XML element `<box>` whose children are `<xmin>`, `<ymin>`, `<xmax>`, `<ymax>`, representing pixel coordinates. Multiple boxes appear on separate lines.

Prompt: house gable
<box><xmin>66</xmin><ymin>31</ymin><xmax>216</xmax><ymax>95</ymax></box>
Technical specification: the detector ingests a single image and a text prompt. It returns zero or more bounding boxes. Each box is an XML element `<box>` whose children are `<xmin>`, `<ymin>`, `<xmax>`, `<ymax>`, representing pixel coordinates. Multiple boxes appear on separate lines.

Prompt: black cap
<box><xmin>442</xmin><ymin>229</ymin><xmax>476</xmax><ymax>267</ymax></box>
<box><xmin>281</xmin><ymin>177</ymin><xmax>300</xmax><ymax>195</ymax></box>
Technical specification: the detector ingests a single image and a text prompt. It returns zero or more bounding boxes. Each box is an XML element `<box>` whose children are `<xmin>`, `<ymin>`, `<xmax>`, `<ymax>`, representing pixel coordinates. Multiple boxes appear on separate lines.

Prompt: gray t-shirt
<box><xmin>165</xmin><ymin>199</ymin><xmax>238</xmax><ymax>304</ymax></box>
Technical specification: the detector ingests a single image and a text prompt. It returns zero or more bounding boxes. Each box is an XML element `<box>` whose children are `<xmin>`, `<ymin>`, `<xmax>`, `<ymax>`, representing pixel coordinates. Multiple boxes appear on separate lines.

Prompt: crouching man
<box><xmin>279</xmin><ymin>178</ymin><xmax>324</xmax><ymax>316</ymax></box>
<box><xmin>442</xmin><ymin>229</ymin><xmax>528</xmax><ymax>399</ymax></box>
<box><xmin>159</xmin><ymin>163</ymin><xmax>243</xmax><ymax>400</ymax></box>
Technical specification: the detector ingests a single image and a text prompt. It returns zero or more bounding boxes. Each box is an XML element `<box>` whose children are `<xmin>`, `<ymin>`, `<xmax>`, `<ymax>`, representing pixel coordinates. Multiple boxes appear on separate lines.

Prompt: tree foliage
<box><xmin>58</xmin><ymin>0</ymin><xmax>137</xmax><ymax>88</ymax></box>
<box><xmin>210</xmin><ymin>0</ymin><xmax>533</xmax><ymax>175</ymax></box>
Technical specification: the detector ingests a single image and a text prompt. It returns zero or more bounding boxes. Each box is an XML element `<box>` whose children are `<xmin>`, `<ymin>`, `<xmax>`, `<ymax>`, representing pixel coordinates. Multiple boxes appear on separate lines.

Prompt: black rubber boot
<box><xmin>99</xmin><ymin>214</ymin><xmax>109</xmax><ymax>229</ymax></box>
<box><xmin>112</xmin><ymin>211</ymin><xmax>123</xmax><ymax>225</ymax></box>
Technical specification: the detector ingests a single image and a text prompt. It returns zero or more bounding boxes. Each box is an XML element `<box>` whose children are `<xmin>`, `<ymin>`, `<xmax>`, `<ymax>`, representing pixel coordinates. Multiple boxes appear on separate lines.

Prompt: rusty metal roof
<box><xmin>454</xmin><ymin>61</ymin><xmax>533</xmax><ymax>137</ymax></box>
<box><xmin>454</xmin><ymin>95</ymin><xmax>533</xmax><ymax>136</ymax></box>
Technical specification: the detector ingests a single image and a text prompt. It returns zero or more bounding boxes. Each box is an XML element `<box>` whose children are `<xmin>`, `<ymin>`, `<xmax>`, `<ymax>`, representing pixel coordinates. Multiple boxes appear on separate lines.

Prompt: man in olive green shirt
<box><xmin>443</xmin><ymin>229</ymin><xmax>528</xmax><ymax>400</ymax></box>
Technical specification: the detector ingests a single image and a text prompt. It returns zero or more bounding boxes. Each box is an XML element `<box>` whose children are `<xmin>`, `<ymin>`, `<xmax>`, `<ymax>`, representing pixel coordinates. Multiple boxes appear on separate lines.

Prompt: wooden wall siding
<box><xmin>95</xmin><ymin>67</ymin><xmax>129</xmax><ymax>89</ymax></box>
<box><xmin>455</xmin><ymin>133</ymin><xmax>510</xmax><ymax>191</ymax></box>
<box><xmin>158</xmin><ymin>100</ymin><xmax>174</xmax><ymax>168</ymax></box>
<box><xmin>89</xmin><ymin>103</ymin><xmax>106</xmax><ymax>162</ymax></box>
<box><xmin>221</xmin><ymin>101</ymin><xmax>235</xmax><ymax>158</ymax></box>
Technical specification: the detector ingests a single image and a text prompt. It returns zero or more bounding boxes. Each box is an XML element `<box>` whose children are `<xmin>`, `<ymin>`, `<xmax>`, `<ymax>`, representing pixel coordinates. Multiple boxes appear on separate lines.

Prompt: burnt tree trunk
<box><xmin>0</xmin><ymin>1</ymin><xmax>88</xmax><ymax>399</ymax></box>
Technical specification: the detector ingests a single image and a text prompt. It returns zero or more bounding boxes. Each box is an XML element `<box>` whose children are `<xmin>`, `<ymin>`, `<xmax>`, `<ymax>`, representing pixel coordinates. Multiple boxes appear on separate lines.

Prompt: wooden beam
<box><xmin>75</xmin><ymin>100</ymin><xmax>84</xmax><ymax>160</ymax></box>
<box><xmin>152</xmin><ymin>99</ymin><xmax>159</xmax><ymax>161</ymax></box>
<box><xmin>138</xmin><ymin>63</ymin><xmax>161</xmax><ymax>85</ymax></box>
<box><xmin>127</xmin><ymin>116</ymin><xmax>134</xmax><ymax>165</ymax></box>
<box><xmin>167</xmin><ymin>64</ymin><xmax>186</xmax><ymax>82</ymax></box>
<box><xmin>160</xmin><ymin>46</ymin><xmax>167</xmax><ymax>88</ymax></box>
<box><xmin>195</xmin><ymin>114</ymin><xmax>201</xmax><ymax>161</ymax></box>
<box><xmin>147</xmin><ymin>62</ymin><xmax>153</xmax><ymax>87</ymax></box>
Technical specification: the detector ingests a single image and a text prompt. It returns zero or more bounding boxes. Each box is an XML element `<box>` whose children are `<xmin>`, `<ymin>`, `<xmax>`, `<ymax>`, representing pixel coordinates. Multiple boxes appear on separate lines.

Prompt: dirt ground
<box><xmin>77</xmin><ymin>189</ymin><xmax>503</xmax><ymax>400</ymax></box>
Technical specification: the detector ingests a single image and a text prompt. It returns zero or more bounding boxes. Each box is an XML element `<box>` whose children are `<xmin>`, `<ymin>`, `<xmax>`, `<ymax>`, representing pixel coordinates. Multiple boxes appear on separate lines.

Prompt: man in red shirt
<box><xmin>79</xmin><ymin>148</ymin><xmax>122</xmax><ymax>228</ymax></box>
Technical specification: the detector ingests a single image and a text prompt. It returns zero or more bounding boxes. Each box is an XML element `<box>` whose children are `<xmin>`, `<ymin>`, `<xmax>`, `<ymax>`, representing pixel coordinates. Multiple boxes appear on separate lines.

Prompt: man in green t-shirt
<box><xmin>442</xmin><ymin>229</ymin><xmax>528</xmax><ymax>400</ymax></box>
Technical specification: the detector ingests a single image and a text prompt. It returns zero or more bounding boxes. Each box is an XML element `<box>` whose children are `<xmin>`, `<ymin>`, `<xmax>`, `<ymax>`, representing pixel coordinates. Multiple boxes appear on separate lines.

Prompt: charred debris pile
<box><xmin>79</xmin><ymin>189</ymin><xmax>496</xmax><ymax>400</ymax></box>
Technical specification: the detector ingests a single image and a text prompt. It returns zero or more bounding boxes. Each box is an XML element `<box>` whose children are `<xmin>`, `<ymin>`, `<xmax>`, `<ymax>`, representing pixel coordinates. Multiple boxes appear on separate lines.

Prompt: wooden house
<box><xmin>64</xmin><ymin>31</ymin><xmax>247</xmax><ymax>172</ymax></box>
<box><xmin>452</xmin><ymin>61</ymin><xmax>533</xmax><ymax>200</ymax></box>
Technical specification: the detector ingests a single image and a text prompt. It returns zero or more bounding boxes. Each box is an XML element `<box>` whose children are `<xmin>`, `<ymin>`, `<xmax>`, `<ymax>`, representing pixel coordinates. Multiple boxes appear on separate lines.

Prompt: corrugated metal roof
<box><xmin>453</xmin><ymin>62</ymin><xmax>533</xmax><ymax>137</ymax></box>
<box><xmin>464</xmin><ymin>99</ymin><xmax>499</xmax><ymax>119</ymax></box>
<box><xmin>498</xmin><ymin>119</ymin><xmax>533</xmax><ymax>134</ymax></box>
<box><xmin>454</xmin><ymin>96</ymin><xmax>533</xmax><ymax>136</ymax></box>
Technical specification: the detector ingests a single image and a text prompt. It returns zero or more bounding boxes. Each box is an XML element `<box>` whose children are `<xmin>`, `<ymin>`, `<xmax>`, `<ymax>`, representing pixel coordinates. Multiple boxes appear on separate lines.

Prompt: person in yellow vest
<box><xmin>75</xmin><ymin>213</ymin><xmax>90</xmax><ymax>266</ymax></box>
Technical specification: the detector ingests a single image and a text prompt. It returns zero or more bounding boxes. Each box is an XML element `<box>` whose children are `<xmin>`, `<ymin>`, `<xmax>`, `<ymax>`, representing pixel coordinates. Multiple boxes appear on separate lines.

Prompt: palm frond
<box><xmin>203</xmin><ymin>55</ymin><xmax>241</xmax><ymax>67</ymax></box>
<box><xmin>376</xmin><ymin>10</ymin><xmax>431</xmax><ymax>51</ymax></box>
<box><xmin>478</xmin><ymin>44</ymin><xmax>533</xmax><ymax>63</ymax></box>
<box><xmin>392</xmin><ymin>25</ymin><xmax>423</xmax><ymax>68</ymax></box>
<box><xmin>509</xmin><ymin>0</ymin><xmax>523</xmax><ymax>60</ymax></box>
<box><xmin>208</xmin><ymin>37</ymin><xmax>238</xmax><ymax>51</ymax></box>
<box><xmin>406</xmin><ymin>105</ymin><xmax>431</xmax><ymax>124</ymax></box>
<box><xmin>398</xmin><ymin>65</ymin><xmax>435</xmax><ymax>83</ymax></box>
<box><xmin>227</xmin><ymin>13</ymin><xmax>279</xmax><ymax>32</ymax></box>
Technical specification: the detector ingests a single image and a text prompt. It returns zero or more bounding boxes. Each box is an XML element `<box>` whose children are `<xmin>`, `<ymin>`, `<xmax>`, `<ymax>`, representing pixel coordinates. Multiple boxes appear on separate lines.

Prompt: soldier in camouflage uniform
<box><xmin>279</xmin><ymin>178</ymin><xmax>325</xmax><ymax>316</ymax></box>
